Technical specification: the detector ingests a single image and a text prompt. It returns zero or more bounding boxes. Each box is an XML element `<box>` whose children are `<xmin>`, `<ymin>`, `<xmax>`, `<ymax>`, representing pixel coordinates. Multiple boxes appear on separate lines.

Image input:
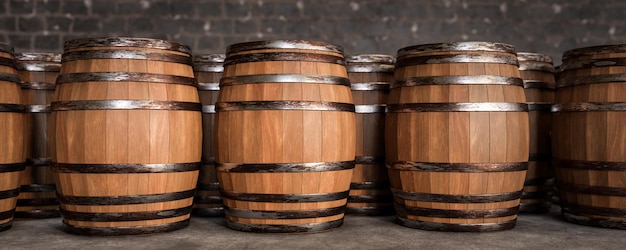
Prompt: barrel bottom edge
<box><xmin>192</xmin><ymin>207</ymin><xmax>225</xmax><ymax>217</ymax></box>
<box><xmin>346</xmin><ymin>206</ymin><xmax>395</xmax><ymax>216</ymax></box>
<box><xmin>15</xmin><ymin>210</ymin><xmax>60</xmax><ymax>219</ymax></box>
<box><xmin>395</xmin><ymin>216</ymin><xmax>517</xmax><ymax>232</ymax></box>
<box><xmin>225</xmin><ymin>218</ymin><xmax>344</xmax><ymax>233</ymax></box>
<box><xmin>62</xmin><ymin>218</ymin><xmax>190</xmax><ymax>236</ymax></box>
<box><xmin>562</xmin><ymin>211</ymin><xmax>626</xmax><ymax>230</ymax></box>
<box><xmin>0</xmin><ymin>221</ymin><xmax>12</xmax><ymax>232</ymax></box>
<box><xmin>519</xmin><ymin>202</ymin><xmax>551</xmax><ymax>214</ymax></box>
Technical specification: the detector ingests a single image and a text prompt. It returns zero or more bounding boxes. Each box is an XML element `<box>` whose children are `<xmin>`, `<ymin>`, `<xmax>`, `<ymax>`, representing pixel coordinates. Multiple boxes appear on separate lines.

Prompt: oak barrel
<box><xmin>553</xmin><ymin>44</ymin><xmax>626</xmax><ymax>229</ymax></box>
<box><xmin>193</xmin><ymin>54</ymin><xmax>225</xmax><ymax>217</ymax></box>
<box><xmin>215</xmin><ymin>40</ymin><xmax>356</xmax><ymax>233</ymax></box>
<box><xmin>387</xmin><ymin>42</ymin><xmax>529</xmax><ymax>232</ymax></box>
<box><xmin>517</xmin><ymin>52</ymin><xmax>555</xmax><ymax>213</ymax></box>
<box><xmin>51</xmin><ymin>37</ymin><xmax>201</xmax><ymax>236</ymax></box>
<box><xmin>346</xmin><ymin>54</ymin><xmax>394</xmax><ymax>215</ymax></box>
<box><xmin>0</xmin><ymin>43</ymin><xmax>26</xmax><ymax>233</ymax></box>
<box><xmin>15</xmin><ymin>53</ymin><xmax>61</xmax><ymax>218</ymax></box>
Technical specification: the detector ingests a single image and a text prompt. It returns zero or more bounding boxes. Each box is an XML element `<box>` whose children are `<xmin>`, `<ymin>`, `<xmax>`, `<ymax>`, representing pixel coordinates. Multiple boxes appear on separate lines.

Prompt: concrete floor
<box><xmin>2</xmin><ymin>206</ymin><xmax>624</xmax><ymax>250</ymax></box>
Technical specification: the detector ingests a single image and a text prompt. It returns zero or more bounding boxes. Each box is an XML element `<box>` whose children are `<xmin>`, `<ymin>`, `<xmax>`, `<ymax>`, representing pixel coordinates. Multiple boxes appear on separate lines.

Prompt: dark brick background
<box><xmin>1</xmin><ymin>0</ymin><xmax>625</xmax><ymax>64</ymax></box>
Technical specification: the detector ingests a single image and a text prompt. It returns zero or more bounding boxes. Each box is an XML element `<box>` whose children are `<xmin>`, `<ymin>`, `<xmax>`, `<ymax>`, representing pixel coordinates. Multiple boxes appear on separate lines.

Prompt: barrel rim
<box><xmin>346</xmin><ymin>54</ymin><xmax>396</xmax><ymax>64</ymax></box>
<box><xmin>61</xmin><ymin>50</ymin><xmax>193</xmax><ymax>65</ymax></box>
<box><xmin>563</xmin><ymin>43</ymin><xmax>626</xmax><ymax>61</ymax></box>
<box><xmin>193</xmin><ymin>54</ymin><xmax>226</xmax><ymax>63</ymax></box>
<box><xmin>0</xmin><ymin>43</ymin><xmax>14</xmax><ymax>55</ymax></box>
<box><xmin>63</xmin><ymin>37</ymin><xmax>192</xmax><ymax>55</ymax></box>
<box><xmin>395</xmin><ymin>215</ymin><xmax>517</xmax><ymax>232</ymax></box>
<box><xmin>517</xmin><ymin>52</ymin><xmax>553</xmax><ymax>63</ymax></box>
<box><xmin>397</xmin><ymin>41</ymin><xmax>517</xmax><ymax>57</ymax></box>
<box><xmin>15</xmin><ymin>52</ymin><xmax>62</xmax><ymax>63</ymax></box>
<box><xmin>226</xmin><ymin>40</ymin><xmax>344</xmax><ymax>55</ymax></box>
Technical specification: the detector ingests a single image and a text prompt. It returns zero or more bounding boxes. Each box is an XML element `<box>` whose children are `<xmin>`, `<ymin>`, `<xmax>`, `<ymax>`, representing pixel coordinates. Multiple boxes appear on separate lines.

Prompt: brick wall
<box><xmin>1</xmin><ymin>0</ymin><xmax>625</xmax><ymax>64</ymax></box>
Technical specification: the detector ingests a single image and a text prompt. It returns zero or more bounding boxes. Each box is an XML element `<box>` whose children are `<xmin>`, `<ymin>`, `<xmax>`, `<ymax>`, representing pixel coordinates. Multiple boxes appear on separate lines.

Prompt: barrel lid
<box><xmin>0</xmin><ymin>43</ymin><xmax>15</xmax><ymax>55</ymax></box>
<box><xmin>346</xmin><ymin>54</ymin><xmax>396</xmax><ymax>64</ymax></box>
<box><xmin>194</xmin><ymin>54</ymin><xmax>226</xmax><ymax>63</ymax></box>
<box><xmin>15</xmin><ymin>53</ymin><xmax>62</xmax><ymax>62</ymax></box>
<box><xmin>64</xmin><ymin>37</ymin><xmax>192</xmax><ymax>55</ymax></box>
<box><xmin>397</xmin><ymin>41</ymin><xmax>517</xmax><ymax>57</ymax></box>
<box><xmin>562</xmin><ymin>44</ymin><xmax>626</xmax><ymax>61</ymax></box>
<box><xmin>517</xmin><ymin>52</ymin><xmax>553</xmax><ymax>63</ymax></box>
<box><xmin>226</xmin><ymin>40</ymin><xmax>344</xmax><ymax>55</ymax></box>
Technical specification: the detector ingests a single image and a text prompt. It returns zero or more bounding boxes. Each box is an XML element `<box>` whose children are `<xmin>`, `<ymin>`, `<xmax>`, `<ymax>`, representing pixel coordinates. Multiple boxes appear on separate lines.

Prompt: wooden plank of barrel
<box><xmin>216</xmin><ymin>40</ymin><xmax>356</xmax><ymax>233</ymax></box>
<box><xmin>387</xmin><ymin>42</ymin><xmax>529</xmax><ymax>232</ymax></box>
<box><xmin>346</xmin><ymin>54</ymin><xmax>394</xmax><ymax>216</ymax></box>
<box><xmin>553</xmin><ymin>44</ymin><xmax>626</xmax><ymax>229</ymax></box>
<box><xmin>51</xmin><ymin>37</ymin><xmax>201</xmax><ymax>236</ymax></box>
<box><xmin>0</xmin><ymin>43</ymin><xmax>26</xmax><ymax>233</ymax></box>
<box><xmin>15</xmin><ymin>53</ymin><xmax>61</xmax><ymax>219</ymax></box>
<box><xmin>193</xmin><ymin>54</ymin><xmax>225</xmax><ymax>217</ymax></box>
<box><xmin>517</xmin><ymin>52</ymin><xmax>555</xmax><ymax>213</ymax></box>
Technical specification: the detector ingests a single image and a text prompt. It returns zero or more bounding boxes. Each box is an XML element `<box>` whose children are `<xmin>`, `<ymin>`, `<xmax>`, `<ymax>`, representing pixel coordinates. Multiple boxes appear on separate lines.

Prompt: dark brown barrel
<box><xmin>193</xmin><ymin>54</ymin><xmax>225</xmax><ymax>217</ymax></box>
<box><xmin>346</xmin><ymin>54</ymin><xmax>394</xmax><ymax>215</ymax></box>
<box><xmin>554</xmin><ymin>44</ymin><xmax>626</xmax><ymax>229</ymax></box>
<box><xmin>52</xmin><ymin>37</ymin><xmax>201</xmax><ymax>236</ymax></box>
<box><xmin>388</xmin><ymin>42</ymin><xmax>529</xmax><ymax>232</ymax></box>
<box><xmin>517</xmin><ymin>52</ymin><xmax>555</xmax><ymax>213</ymax></box>
<box><xmin>15</xmin><ymin>53</ymin><xmax>61</xmax><ymax>218</ymax></box>
<box><xmin>0</xmin><ymin>43</ymin><xmax>26</xmax><ymax>233</ymax></box>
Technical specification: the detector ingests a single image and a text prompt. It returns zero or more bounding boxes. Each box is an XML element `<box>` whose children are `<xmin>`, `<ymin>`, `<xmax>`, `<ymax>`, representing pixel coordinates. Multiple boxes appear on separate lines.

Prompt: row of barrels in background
<box><xmin>0</xmin><ymin>38</ymin><xmax>624</xmax><ymax>235</ymax></box>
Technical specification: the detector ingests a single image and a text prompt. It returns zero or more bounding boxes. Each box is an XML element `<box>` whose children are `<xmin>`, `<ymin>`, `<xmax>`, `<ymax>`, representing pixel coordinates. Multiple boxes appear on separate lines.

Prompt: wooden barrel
<box><xmin>51</xmin><ymin>37</ymin><xmax>202</xmax><ymax>236</ymax></box>
<box><xmin>15</xmin><ymin>53</ymin><xmax>61</xmax><ymax>218</ymax></box>
<box><xmin>0</xmin><ymin>43</ymin><xmax>26</xmax><ymax>233</ymax></box>
<box><xmin>193</xmin><ymin>54</ymin><xmax>225</xmax><ymax>217</ymax></box>
<box><xmin>553</xmin><ymin>44</ymin><xmax>626</xmax><ymax>229</ymax></box>
<box><xmin>346</xmin><ymin>54</ymin><xmax>394</xmax><ymax>215</ymax></box>
<box><xmin>517</xmin><ymin>52</ymin><xmax>556</xmax><ymax>213</ymax></box>
<box><xmin>387</xmin><ymin>42</ymin><xmax>529</xmax><ymax>232</ymax></box>
<box><xmin>215</xmin><ymin>40</ymin><xmax>356</xmax><ymax>233</ymax></box>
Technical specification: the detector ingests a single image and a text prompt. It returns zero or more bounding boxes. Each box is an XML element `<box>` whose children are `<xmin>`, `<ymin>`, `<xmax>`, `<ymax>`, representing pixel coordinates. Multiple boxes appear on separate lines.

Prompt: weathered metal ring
<box><xmin>387</xmin><ymin>102</ymin><xmax>529</xmax><ymax>112</ymax></box>
<box><xmin>355</xmin><ymin>156</ymin><xmax>385</xmax><ymax>165</ymax></box>
<box><xmin>56</xmin><ymin>72</ymin><xmax>196</xmax><ymax>86</ymax></box>
<box><xmin>64</xmin><ymin>37</ymin><xmax>192</xmax><ymax>54</ymax></box>
<box><xmin>21</xmin><ymin>82</ymin><xmax>56</xmax><ymax>90</ymax></box>
<box><xmin>350</xmin><ymin>82</ymin><xmax>391</xmax><ymax>91</ymax></box>
<box><xmin>557</xmin><ymin>74</ymin><xmax>626</xmax><ymax>88</ymax></box>
<box><xmin>386</xmin><ymin>161</ymin><xmax>528</xmax><ymax>172</ymax></box>
<box><xmin>216</xmin><ymin>101</ymin><xmax>355</xmax><ymax>112</ymax></box>
<box><xmin>350</xmin><ymin>181</ymin><xmax>391</xmax><ymax>190</ymax></box>
<box><xmin>202</xmin><ymin>105</ymin><xmax>215</xmax><ymax>114</ymax></box>
<box><xmin>394</xmin><ymin>202</ymin><xmax>519</xmax><ymax>219</ymax></box>
<box><xmin>53</xmin><ymin>162</ymin><xmax>200</xmax><ymax>173</ymax></box>
<box><xmin>395</xmin><ymin>54</ymin><xmax>519</xmax><ymax>67</ymax></box>
<box><xmin>561</xmin><ymin>211</ymin><xmax>626</xmax><ymax>230</ymax></box>
<box><xmin>398</xmin><ymin>42</ymin><xmax>517</xmax><ymax>57</ymax></box>
<box><xmin>0</xmin><ymin>163</ymin><xmax>26</xmax><ymax>173</ymax></box>
<box><xmin>0</xmin><ymin>72</ymin><xmax>20</xmax><ymax>84</ymax></box>
<box><xmin>61</xmin><ymin>218</ymin><xmax>190</xmax><ymax>236</ymax></box>
<box><xmin>220</xmin><ymin>74</ymin><xmax>350</xmax><ymax>87</ymax></box>
<box><xmin>221</xmin><ymin>190</ymin><xmax>350</xmax><ymax>203</ymax></box>
<box><xmin>225</xmin><ymin>218</ymin><xmax>343</xmax><ymax>233</ymax></box>
<box><xmin>0</xmin><ymin>188</ymin><xmax>20</xmax><ymax>200</ymax></box>
<box><xmin>395</xmin><ymin>216</ymin><xmax>517</xmax><ymax>232</ymax></box>
<box><xmin>20</xmin><ymin>184</ymin><xmax>56</xmax><ymax>192</ymax></box>
<box><xmin>225</xmin><ymin>205</ymin><xmax>346</xmax><ymax>219</ymax></box>
<box><xmin>393</xmin><ymin>75</ymin><xmax>523</xmax><ymax>88</ymax></box>
<box><xmin>26</xmin><ymin>158</ymin><xmax>53</xmax><ymax>167</ymax></box>
<box><xmin>51</xmin><ymin>100</ymin><xmax>201</xmax><ymax>111</ymax></box>
<box><xmin>551</xmin><ymin>102</ymin><xmax>626</xmax><ymax>112</ymax></box>
<box><xmin>227</xmin><ymin>40</ymin><xmax>344</xmax><ymax>55</ymax></box>
<box><xmin>216</xmin><ymin>161</ymin><xmax>354</xmax><ymax>173</ymax></box>
<box><xmin>60</xmin><ymin>206</ymin><xmax>192</xmax><ymax>222</ymax></box>
<box><xmin>197</xmin><ymin>82</ymin><xmax>220</xmax><ymax>91</ymax></box>
<box><xmin>355</xmin><ymin>105</ymin><xmax>386</xmax><ymax>113</ymax></box>
<box><xmin>391</xmin><ymin>188</ymin><xmax>523</xmax><ymax>203</ymax></box>
<box><xmin>56</xmin><ymin>189</ymin><xmax>196</xmax><ymax>205</ymax></box>
<box><xmin>24</xmin><ymin>104</ymin><xmax>51</xmax><ymax>113</ymax></box>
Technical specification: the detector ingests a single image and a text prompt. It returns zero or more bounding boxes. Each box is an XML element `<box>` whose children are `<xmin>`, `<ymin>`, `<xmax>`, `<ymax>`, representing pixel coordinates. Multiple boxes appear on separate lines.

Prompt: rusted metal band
<box><xmin>561</xmin><ymin>211</ymin><xmax>626</xmax><ymax>230</ymax></box>
<box><xmin>194</xmin><ymin>54</ymin><xmax>225</xmax><ymax>63</ymax></box>
<box><xmin>528</xmin><ymin>153</ymin><xmax>551</xmax><ymax>161</ymax></box>
<box><xmin>524</xmin><ymin>177</ymin><xmax>554</xmax><ymax>186</ymax></box>
<box><xmin>26</xmin><ymin>158</ymin><xmax>52</xmax><ymax>167</ymax></box>
<box><xmin>347</xmin><ymin>64</ymin><xmax>394</xmax><ymax>73</ymax></box>
<box><xmin>562</xmin><ymin>44</ymin><xmax>626</xmax><ymax>61</ymax></box>
<box><xmin>51</xmin><ymin>100</ymin><xmax>201</xmax><ymax>111</ymax></box>
<box><xmin>225</xmin><ymin>218</ymin><xmax>344</xmax><ymax>233</ymax></box>
<box><xmin>355</xmin><ymin>156</ymin><xmax>385</xmax><ymax>165</ymax></box>
<box><xmin>527</xmin><ymin>103</ymin><xmax>553</xmax><ymax>111</ymax></box>
<box><xmin>57</xmin><ymin>189</ymin><xmax>196</xmax><ymax>205</ymax></box>
<box><xmin>201</xmin><ymin>157</ymin><xmax>216</xmax><ymax>165</ymax></box>
<box><xmin>62</xmin><ymin>50</ymin><xmax>192</xmax><ymax>65</ymax></box>
<box><xmin>24</xmin><ymin>104</ymin><xmax>51</xmax><ymax>113</ymax></box>
<box><xmin>194</xmin><ymin>196</ymin><xmax>222</xmax><ymax>204</ymax></box>
<box><xmin>0</xmin><ymin>103</ymin><xmax>25</xmax><ymax>112</ymax></box>
<box><xmin>0</xmin><ymin>43</ymin><xmax>14</xmax><ymax>54</ymax></box>
<box><xmin>16</xmin><ymin>198</ymin><xmax>59</xmax><ymax>207</ymax></box>
<box><xmin>519</xmin><ymin>62</ymin><xmax>555</xmax><ymax>72</ymax></box>
<box><xmin>346</xmin><ymin>206</ymin><xmax>394</xmax><ymax>216</ymax></box>
<box><xmin>60</xmin><ymin>206</ymin><xmax>192</xmax><ymax>222</ymax></box>
<box><xmin>20</xmin><ymin>184</ymin><xmax>56</xmax><ymax>192</ymax></box>
<box><xmin>395</xmin><ymin>216</ymin><xmax>517</xmax><ymax>232</ymax></box>
<box><xmin>350</xmin><ymin>82</ymin><xmax>391</xmax><ymax>91</ymax></box>
<box><xmin>348</xmin><ymin>195</ymin><xmax>393</xmax><ymax>203</ymax></box>
<box><xmin>14</xmin><ymin>210</ymin><xmax>60</xmax><ymax>219</ymax></box>
<box><xmin>0</xmin><ymin>57</ymin><xmax>16</xmax><ymax>68</ymax></box>
<box><xmin>387</xmin><ymin>102</ymin><xmax>528</xmax><ymax>112</ymax></box>
<box><xmin>216</xmin><ymin>101</ymin><xmax>355</xmax><ymax>112</ymax></box>
<box><xmin>216</xmin><ymin>161</ymin><xmax>355</xmax><ymax>173</ymax></box>
<box><xmin>386</xmin><ymin>161</ymin><xmax>528</xmax><ymax>172</ymax></box>
<box><xmin>517</xmin><ymin>52</ymin><xmax>553</xmax><ymax>64</ymax></box>
<box><xmin>15</xmin><ymin>52</ymin><xmax>61</xmax><ymax>63</ymax></box>
<box><xmin>221</xmin><ymin>190</ymin><xmax>350</xmax><ymax>203</ymax></box>
<box><xmin>551</xmin><ymin>102</ymin><xmax>626</xmax><ymax>112</ymax></box>
<box><xmin>64</xmin><ymin>37</ymin><xmax>192</xmax><ymax>54</ymax></box>
<box><xmin>394</xmin><ymin>203</ymin><xmax>519</xmax><ymax>219</ymax></box>
<box><xmin>0</xmin><ymin>209</ymin><xmax>16</xmax><ymax>221</ymax></box>
<box><xmin>392</xmin><ymin>188</ymin><xmax>523</xmax><ymax>203</ymax></box>
<box><xmin>0</xmin><ymin>72</ymin><xmax>20</xmax><ymax>83</ymax></box>
<box><xmin>225</xmin><ymin>205</ymin><xmax>346</xmax><ymax>220</ymax></box>
<box><xmin>555</xmin><ymin>159</ymin><xmax>626</xmax><ymax>171</ymax></box>
<box><xmin>556</xmin><ymin>182</ymin><xmax>626</xmax><ymax>196</ymax></box>
<box><xmin>0</xmin><ymin>188</ymin><xmax>20</xmax><ymax>200</ymax></box>
<box><xmin>393</xmin><ymin>75</ymin><xmax>523</xmax><ymax>88</ymax></box>
<box><xmin>53</xmin><ymin>162</ymin><xmax>200</xmax><ymax>173</ymax></box>
<box><xmin>347</xmin><ymin>54</ymin><xmax>395</xmax><ymax>64</ymax></box>
<box><xmin>56</xmin><ymin>72</ymin><xmax>196</xmax><ymax>86</ymax></box>
<box><xmin>0</xmin><ymin>163</ymin><xmax>26</xmax><ymax>173</ymax></box>
<box><xmin>523</xmin><ymin>80</ymin><xmax>556</xmax><ymax>90</ymax></box>
<box><xmin>395</xmin><ymin>54</ymin><xmax>519</xmax><ymax>67</ymax></box>
<box><xmin>225</xmin><ymin>52</ymin><xmax>345</xmax><ymax>66</ymax></box>
<box><xmin>62</xmin><ymin>218</ymin><xmax>190</xmax><ymax>236</ymax></box>
<box><xmin>350</xmin><ymin>181</ymin><xmax>390</xmax><ymax>190</ymax></box>
<box><xmin>202</xmin><ymin>105</ymin><xmax>215</xmax><ymax>114</ymax></box>
<box><xmin>227</xmin><ymin>40</ymin><xmax>344</xmax><ymax>55</ymax></box>
<box><xmin>355</xmin><ymin>105</ymin><xmax>386</xmax><ymax>113</ymax></box>
<box><xmin>196</xmin><ymin>182</ymin><xmax>220</xmax><ymax>191</ymax></box>
<box><xmin>398</xmin><ymin>42</ymin><xmax>517</xmax><ymax>57</ymax></box>
<box><xmin>197</xmin><ymin>82</ymin><xmax>220</xmax><ymax>91</ymax></box>
<box><xmin>220</xmin><ymin>74</ymin><xmax>350</xmax><ymax>87</ymax></box>
<box><xmin>21</xmin><ymin>82</ymin><xmax>56</xmax><ymax>90</ymax></box>
<box><xmin>557</xmin><ymin>74</ymin><xmax>626</xmax><ymax>88</ymax></box>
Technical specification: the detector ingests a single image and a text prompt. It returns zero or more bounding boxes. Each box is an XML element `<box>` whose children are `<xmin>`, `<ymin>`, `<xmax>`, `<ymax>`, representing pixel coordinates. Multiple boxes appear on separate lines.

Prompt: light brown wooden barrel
<box><xmin>51</xmin><ymin>37</ymin><xmax>201</xmax><ymax>236</ymax></box>
<box><xmin>193</xmin><ymin>54</ymin><xmax>225</xmax><ymax>217</ymax></box>
<box><xmin>517</xmin><ymin>52</ymin><xmax>555</xmax><ymax>213</ymax></box>
<box><xmin>215</xmin><ymin>40</ymin><xmax>356</xmax><ymax>233</ymax></box>
<box><xmin>553</xmin><ymin>44</ymin><xmax>626</xmax><ymax>229</ymax></box>
<box><xmin>0</xmin><ymin>43</ymin><xmax>26</xmax><ymax>233</ymax></box>
<box><xmin>15</xmin><ymin>53</ymin><xmax>61</xmax><ymax>219</ymax></box>
<box><xmin>387</xmin><ymin>42</ymin><xmax>529</xmax><ymax>232</ymax></box>
<box><xmin>346</xmin><ymin>54</ymin><xmax>394</xmax><ymax>215</ymax></box>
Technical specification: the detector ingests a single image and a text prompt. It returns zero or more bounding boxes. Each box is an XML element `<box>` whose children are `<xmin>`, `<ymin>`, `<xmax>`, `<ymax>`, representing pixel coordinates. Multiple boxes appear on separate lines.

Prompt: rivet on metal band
<box><xmin>225</xmin><ymin>205</ymin><xmax>346</xmax><ymax>219</ymax></box>
<box><xmin>397</xmin><ymin>42</ymin><xmax>517</xmax><ymax>57</ymax></box>
<box><xmin>395</xmin><ymin>216</ymin><xmax>517</xmax><ymax>232</ymax></box>
<box><xmin>561</xmin><ymin>211</ymin><xmax>626</xmax><ymax>230</ymax></box>
<box><xmin>518</xmin><ymin>62</ymin><xmax>555</xmax><ymax>72</ymax></box>
<box><xmin>220</xmin><ymin>74</ymin><xmax>350</xmax><ymax>87</ymax></box>
<box><xmin>387</xmin><ymin>102</ymin><xmax>529</xmax><ymax>112</ymax></box>
<box><xmin>355</xmin><ymin>156</ymin><xmax>385</xmax><ymax>165</ymax></box>
<box><xmin>523</xmin><ymin>80</ymin><xmax>556</xmax><ymax>90</ymax></box>
<box><xmin>221</xmin><ymin>190</ymin><xmax>350</xmax><ymax>203</ymax></box>
<box><xmin>350</xmin><ymin>82</ymin><xmax>391</xmax><ymax>91</ymax></box>
<box><xmin>386</xmin><ymin>161</ymin><xmax>528</xmax><ymax>172</ymax></box>
<box><xmin>20</xmin><ymin>184</ymin><xmax>56</xmax><ymax>192</ymax></box>
<box><xmin>557</xmin><ymin>74</ymin><xmax>626</xmax><ymax>88</ymax></box>
<box><xmin>0</xmin><ymin>188</ymin><xmax>20</xmax><ymax>200</ymax></box>
<box><xmin>0</xmin><ymin>72</ymin><xmax>20</xmax><ymax>84</ymax></box>
<box><xmin>60</xmin><ymin>206</ymin><xmax>193</xmax><ymax>222</ymax></box>
<box><xmin>394</xmin><ymin>203</ymin><xmax>519</xmax><ymax>219</ymax></box>
<box><xmin>0</xmin><ymin>162</ymin><xmax>26</xmax><ymax>173</ymax></box>
<box><xmin>202</xmin><ymin>105</ymin><xmax>215</xmax><ymax>114</ymax></box>
<box><xmin>21</xmin><ymin>82</ymin><xmax>56</xmax><ymax>90</ymax></box>
<box><xmin>64</xmin><ymin>37</ymin><xmax>192</xmax><ymax>54</ymax></box>
<box><xmin>395</xmin><ymin>54</ymin><xmax>519</xmax><ymax>67</ymax></box>
<box><xmin>197</xmin><ymin>82</ymin><xmax>220</xmax><ymax>91</ymax></box>
<box><xmin>347</xmin><ymin>64</ymin><xmax>394</xmax><ymax>73</ymax></box>
<box><xmin>556</xmin><ymin>182</ymin><xmax>626</xmax><ymax>196</ymax></box>
<box><xmin>62</xmin><ymin>50</ymin><xmax>192</xmax><ymax>65</ymax></box>
<box><xmin>350</xmin><ymin>181</ymin><xmax>391</xmax><ymax>190</ymax></box>
<box><xmin>227</xmin><ymin>40</ymin><xmax>344</xmax><ymax>55</ymax></box>
<box><xmin>26</xmin><ymin>158</ymin><xmax>53</xmax><ymax>167</ymax></box>
<box><xmin>216</xmin><ymin>101</ymin><xmax>355</xmax><ymax>112</ymax></box>
<box><xmin>56</xmin><ymin>72</ymin><xmax>196</xmax><ymax>86</ymax></box>
<box><xmin>61</xmin><ymin>218</ymin><xmax>190</xmax><ymax>236</ymax></box>
<box><xmin>56</xmin><ymin>189</ymin><xmax>196</xmax><ymax>205</ymax></box>
<box><xmin>225</xmin><ymin>218</ymin><xmax>344</xmax><ymax>233</ymax></box>
<box><xmin>393</xmin><ymin>75</ymin><xmax>524</xmax><ymax>88</ymax></box>
<box><xmin>391</xmin><ymin>188</ymin><xmax>524</xmax><ymax>203</ymax></box>
<box><xmin>24</xmin><ymin>104</ymin><xmax>51</xmax><ymax>113</ymax></box>
<box><xmin>551</xmin><ymin>103</ymin><xmax>626</xmax><ymax>112</ymax></box>
<box><xmin>216</xmin><ymin>161</ymin><xmax>355</xmax><ymax>173</ymax></box>
<box><xmin>355</xmin><ymin>105</ymin><xmax>386</xmax><ymax>113</ymax></box>
<box><xmin>527</xmin><ymin>103</ymin><xmax>553</xmax><ymax>111</ymax></box>
<box><xmin>51</xmin><ymin>100</ymin><xmax>202</xmax><ymax>111</ymax></box>
<box><xmin>53</xmin><ymin>162</ymin><xmax>200</xmax><ymax>173</ymax></box>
